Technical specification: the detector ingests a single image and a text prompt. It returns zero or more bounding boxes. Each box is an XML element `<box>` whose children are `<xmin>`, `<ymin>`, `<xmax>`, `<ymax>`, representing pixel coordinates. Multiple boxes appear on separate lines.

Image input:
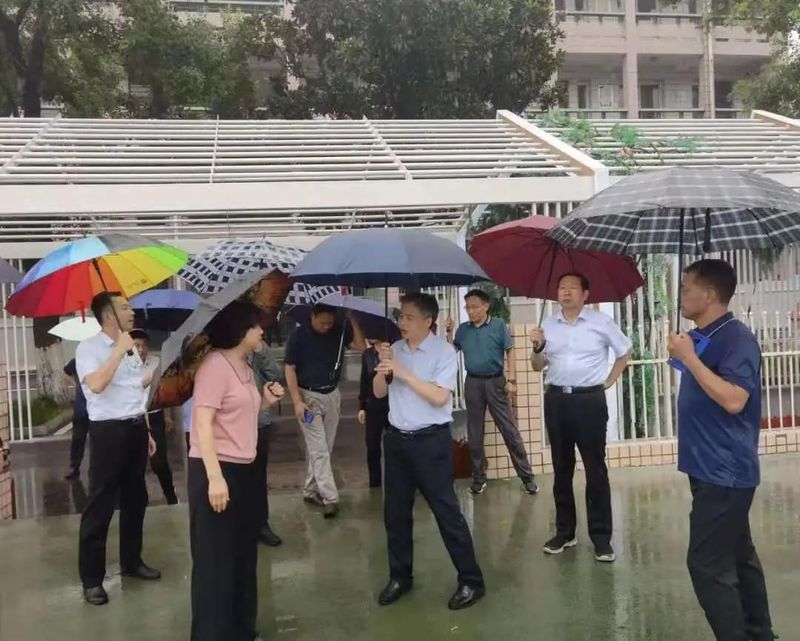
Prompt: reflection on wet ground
<box><xmin>1</xmin><ymin>453</ymin><xmax>798</xmax><ymax>641</ymax></box>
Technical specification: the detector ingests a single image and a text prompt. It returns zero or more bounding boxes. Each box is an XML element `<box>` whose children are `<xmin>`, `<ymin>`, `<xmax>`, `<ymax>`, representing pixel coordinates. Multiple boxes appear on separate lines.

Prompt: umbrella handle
<box><xmin>675</xmin><ymin>210</ymin><xmax>686</xmax><ymax>331</ymax></box>
<box><xmin>92</xmin><ymin>259</ymin><xmax>134</xmax><ymax>355</ymax></box>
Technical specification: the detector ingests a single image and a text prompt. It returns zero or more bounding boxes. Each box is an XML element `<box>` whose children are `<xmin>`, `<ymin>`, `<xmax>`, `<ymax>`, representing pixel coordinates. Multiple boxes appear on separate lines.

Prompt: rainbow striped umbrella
<box><xmin>5</xmin><ymin>234</ymin><xmax>188</xmax><ymax>318</ymax></box>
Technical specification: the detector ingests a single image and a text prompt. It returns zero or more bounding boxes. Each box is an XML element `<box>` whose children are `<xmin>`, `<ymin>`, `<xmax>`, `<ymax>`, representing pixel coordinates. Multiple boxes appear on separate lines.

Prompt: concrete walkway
<box><xmin>2</xmin><ymin>456</ymin><xmax>799</xmax><ymax>641</ymax></box>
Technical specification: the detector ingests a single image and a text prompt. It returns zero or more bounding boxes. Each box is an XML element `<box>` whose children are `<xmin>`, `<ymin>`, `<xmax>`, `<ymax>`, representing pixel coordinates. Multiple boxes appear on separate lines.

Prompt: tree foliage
<box><xmin>708</xmin><ymin>0</ymin><xmax>800</xmax><ymax>117</ymax></box>
<box><xmin>257</xmin><ymin>0</ymin><xmax>563</xmax><ymax>119</ymax></box>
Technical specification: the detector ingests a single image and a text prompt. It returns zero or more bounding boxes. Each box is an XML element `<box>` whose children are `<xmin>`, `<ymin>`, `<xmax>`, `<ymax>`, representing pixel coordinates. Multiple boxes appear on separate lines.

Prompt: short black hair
<box><xmin>684</xmin><ymin>259</ymin><xmax>737</xmax><ymax>304</ymax></box>
<box><xmin>558</xmin><ymin>272</ymin><xmax>590</xmax><ymax>292</ymax></box>
<box><xmin>464</xmin><ymin>289</ymin><xmax>491</xmax><ymax>304</ymax></box>
<box><xmin>129</xmin><ymin>328</ymin><xmax>150</xmax><ymax>342</ymax></box>
<box><xmin>205</xmin><ymin>301</ymin><xmax>262</xmax><ymax>349</ymax></box>
<box><xmin>400</xmin><ymin>292</ymin><xmax>439</xmax><ymax>321</ymax></box>
<box><xmin>91</xmin><ymin>291</ymin><xmax>123</xmax><ymax>324</ymax></box>
<box><xmin>311</xmin><ymin>303</ymin><xmax>337</xmax><ymax>317</ymax></box>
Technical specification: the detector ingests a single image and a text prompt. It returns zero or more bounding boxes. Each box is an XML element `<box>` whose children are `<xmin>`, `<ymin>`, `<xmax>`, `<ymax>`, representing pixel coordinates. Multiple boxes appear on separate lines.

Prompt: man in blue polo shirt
<box><xmin>668</xmin><ymin>259</ymin><xmax>776</xmax><ymax>641</ymax></box>
<box><xmin>446</xmin><ymin>289</ymin><xmax>536</xmax><ymax>495</ymax></box>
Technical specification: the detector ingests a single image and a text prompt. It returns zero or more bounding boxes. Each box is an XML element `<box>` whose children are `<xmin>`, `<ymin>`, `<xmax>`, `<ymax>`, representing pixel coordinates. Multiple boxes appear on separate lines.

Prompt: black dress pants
<box><xmin>384</xmin><ymin>424</ymin><xmax>484</xmax><ymax>588</ymax></box>
<box><xmin>69</xmin><ymin>413</ymin><xmax>90</xmax><ymax>472</ymax></box>
<box><xmin>687</xmin><ymin>478</ymin><xmax>775</xmax><ymax>641</ymax></box>
<box><xmin>253</xmin><ymin>426</ymin><xmax>271</xmax><ymax>526</ymax></box>
<box><xmin>189</xmin><ymin>458</ymin><xmax>259</xmax><ymax>641</ymax></box>
<box><xmin>147</xmin><ymin>411</ymin><xmax>177</xmax><ymax>503</ymax></box>
<box><xmin>78</xmin><ymin>417</ymin><xmax>149</xmax><ymax>588</ymax></box>
<box><xmin>544</xmin><ymin>388</ymin><xmax>612</xmax><ymax>546</ymax></box>
<box><xmin>365</xmin><ymin>400</ymin><xmax>388</xmax><ymax>487</ymax></box>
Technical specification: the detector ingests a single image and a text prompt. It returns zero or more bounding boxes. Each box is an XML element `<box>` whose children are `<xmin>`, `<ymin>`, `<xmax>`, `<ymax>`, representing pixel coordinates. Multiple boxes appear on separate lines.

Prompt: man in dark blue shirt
<box><xmin>64</xmin><ymin>358</ymin><xmax>89</xmax><ymax>480</ymax></box>
<box><xmin>668</xmin><ymin>259</ymin><xmax>776</xmax><ymax>641</ymax></box>
<box><xmin>284</xmin><ymin>304</ymin><xmax>365</xmax><ymax>518</ymax></box>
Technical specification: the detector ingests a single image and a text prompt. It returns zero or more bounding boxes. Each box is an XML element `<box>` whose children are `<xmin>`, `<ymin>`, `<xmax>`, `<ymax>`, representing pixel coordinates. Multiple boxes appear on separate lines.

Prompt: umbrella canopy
<box><xmin>547</xmin><ymin>167</ymin><xmax>800</xmax><ymax>255</ymax></box>
<box><xmin>5</xmin><ymin>234</ymin><xmax>188</xmax><ymax>317</ymax></box>
<box><xmin>470</xmin><ymin>215</ymin><xmax>644</xmax><ymax>303</ymax></box>
<box><xmin>178</xmin><ymin>237</ymin><xmax>338</xmax><ymax>306</ymax></box>
<box><xmin>149</xmin><ymin>268</ymin><xmax>291</xmax><ymax>409</ymax></box>
<box><xmin>292</xmin><ymin>228</ymin><xmax>489</xmax><ymax>288</ymax></box>
<box><xmin>48</xmin><ymin>317</ymin><xmax>101</xmax><ymax>342</ymax></box>
<box><xmin>288</xmin><ymin>292</ymin><xmax>401</xmax><ymax>342</ymax></box>
<box><xmin>0</xmin><ymin>258</ymin><xmax>22</xmax><ymax>285</ymax></box>
<box><xmin>130</xmin><ymin>289</ymin><xmax>201</xmax><ymax>333</ymax></box>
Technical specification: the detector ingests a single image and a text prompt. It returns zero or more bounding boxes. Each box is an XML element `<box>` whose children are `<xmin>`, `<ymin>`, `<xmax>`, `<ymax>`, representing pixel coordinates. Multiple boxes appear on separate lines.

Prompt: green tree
<box><xmin>256</xmin><ymin>0</ymin><xmax>563</xmax><ymax>119</ymax></box>
<box><xmin>0</xmin><ymin>0</ymin><xmax>120</xmax><ymax>117</ymax></box>
<box><xmin>708</xmin><ymin>0</ymin><xmax>800</xmax><ymax>117</ymax></box>
<box><xmin>117</xmin><ymin>0</ymin><xmax>257</xmax><ymax>118</ymax></box>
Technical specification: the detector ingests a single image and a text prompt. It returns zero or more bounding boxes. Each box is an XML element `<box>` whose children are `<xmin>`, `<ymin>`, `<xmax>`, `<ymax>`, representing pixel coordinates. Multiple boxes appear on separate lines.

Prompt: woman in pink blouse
<box><xmin>188</xmin><ymin>301</ymin><xmax>284</xmax><ymax>641</ymax></box>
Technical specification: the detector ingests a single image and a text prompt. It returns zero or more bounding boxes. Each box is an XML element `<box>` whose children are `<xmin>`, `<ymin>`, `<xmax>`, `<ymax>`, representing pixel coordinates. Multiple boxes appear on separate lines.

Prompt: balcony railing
<box><xmin>562</xmin><ymin>108</ymin><xmax>629</xmax><ymax>119</ymax></box>
<box><xmin>558</xmin><ymin>11</ymin><xmax>626</xmax><ymax>25</ymax></box>
<box><xmin>714</xmin><ymin>108</ymin><xmax>749</xmax><ymax>119</ymax></box>
<box><xmin>638</xmin><ymin>108</ymin><xmax>706</xmax><ymax>119</ymax></box>
<box><xmin>636</xmin><ymin>13</ymin><xmax>702</xmax><ymax>26</ymax></box>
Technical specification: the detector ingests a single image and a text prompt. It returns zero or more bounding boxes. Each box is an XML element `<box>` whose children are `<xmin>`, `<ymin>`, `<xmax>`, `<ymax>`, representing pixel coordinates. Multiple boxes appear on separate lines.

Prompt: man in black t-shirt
<box><xmin>284</xmin><ymin>304</ymin><xmax>365</xmax><ymax>518</ymax></box>
<box><xmin>64</xmin><ymin>358</ymin><xmax>90</xmax><ymax>480</ymax></box>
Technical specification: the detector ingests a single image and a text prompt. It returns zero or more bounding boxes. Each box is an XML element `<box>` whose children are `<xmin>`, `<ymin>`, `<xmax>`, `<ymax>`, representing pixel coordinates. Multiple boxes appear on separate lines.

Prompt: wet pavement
<box><xmin>1</xmin><ymin>454</ymin><xmax>799</xmax><ymax>641</ymax></box>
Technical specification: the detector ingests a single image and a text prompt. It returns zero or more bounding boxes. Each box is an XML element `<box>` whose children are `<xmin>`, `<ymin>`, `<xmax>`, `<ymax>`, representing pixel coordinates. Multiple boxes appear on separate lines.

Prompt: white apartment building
<box><xmin>555</xmin><ymin>0</ymin><xmax>771</xmax><ymax>118</ymax></box>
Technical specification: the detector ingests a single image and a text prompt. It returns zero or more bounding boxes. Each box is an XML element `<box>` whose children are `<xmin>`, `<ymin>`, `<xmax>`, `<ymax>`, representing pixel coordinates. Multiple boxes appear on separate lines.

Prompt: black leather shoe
<box><xmin>323</xmin><ymin>503</ymin><xmax>339</xmax><ymax>519</ymax></box>
<box><xmin>121</xmin><ymin>562</ymin><xmax>161</xmax><ymax>581</ymax></box>
<box><xmin>83</xmin><ymin>586</ymin><xmax>109</xmax><ymax>605</ymax></box>
<box><xmin>378</xmin><ymin>579</ymin><xmax>412</xmax><ymax>606</ymax></box>
<box><xmin>447</xmin><ymin>583</ymin><xmax>485</xmax><ymax>610</ymax></box>
<box><xmin>258</xmin><ymin>524</ymin><xmax>283</xmax><ymax>547</ymax></box>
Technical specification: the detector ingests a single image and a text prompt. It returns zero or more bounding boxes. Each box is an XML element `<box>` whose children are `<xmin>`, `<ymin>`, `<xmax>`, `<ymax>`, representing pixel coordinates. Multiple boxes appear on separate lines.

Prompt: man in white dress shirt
<box><xmin>76</xmin><ymin>291</ymin><xmax>159</xmax><ymax>606</ymax></box>
<box><xmin>374</xmin><ymin>292</ymin><xmax>485</xmax><ymax>611</ymax></box>
<box><xmin>530</xmin><ymin>273</ymin><xmax>631</xmax><ymax>563</ymax></box>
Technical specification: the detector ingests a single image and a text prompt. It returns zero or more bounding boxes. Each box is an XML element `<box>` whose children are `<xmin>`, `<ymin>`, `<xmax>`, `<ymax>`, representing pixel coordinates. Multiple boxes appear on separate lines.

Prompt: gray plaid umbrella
<box><xmin>179</xmin><ymin>238</ymin><xmax>337</xmax><ymax>306</ymax></box>
<box><xmin>547</xmin><ymin>167</ymin><xmax>800</xmax><ymax>326</ymax></box>
<box><xmin>548</xmin><ymin>167</ymin><xmax>800</xmax><ymax>255</ymax></box>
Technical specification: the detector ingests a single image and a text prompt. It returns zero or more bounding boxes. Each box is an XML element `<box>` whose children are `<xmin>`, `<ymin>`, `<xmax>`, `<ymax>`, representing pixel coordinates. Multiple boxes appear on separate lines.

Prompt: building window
<box><xmin>637</xmin><ymin>0</ymin><xmax>656</xmax><ymax>13</ymax></box>
<box><xmin>715</xmin><ymin>81</ymin><xmax>734</xmax><ymax>108</ymax></box>
<box><xmin>692</xmin><ymin>85</ymin><xmax>700</xmax><ymax>109</ymax></box>
<box><xmin>640</xmin><ymin>84</ymin><xmax>661</xmax><ymax>110</ymax></box>
<box><xmin>555</xmin><ymin>0</ymin><xmax>565</xmax><ymax>10</ymax></box>
<box><xmin>687</xmin><ymin>0</ymin><xmax>698</xmax><ymax>13</ymax></box>
<box><xmin>574</xmin><ymin>0</ymin><xmax>586</xmax><ymax>11</ymax></box>
<box><xmin>577</xmin><ymin>84</ymin><xmax>589</xmax><ymax>109</ymax></box>
<box><xmin>556</xmin><ymin>81</ymin><xmax>569</xmax><ymax>108</ymax></box>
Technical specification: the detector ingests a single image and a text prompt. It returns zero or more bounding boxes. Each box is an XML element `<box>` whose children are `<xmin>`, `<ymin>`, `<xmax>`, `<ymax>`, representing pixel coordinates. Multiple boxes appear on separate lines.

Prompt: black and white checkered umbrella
<box><xmin>548</xmin><ymin>167</ymin><xmax>800</xmax><ymax>255</ymax></box>
<box><xmin>179</xmin><ymin>239</ymin><xmax>337</xmax><ymax>306</ymax></box>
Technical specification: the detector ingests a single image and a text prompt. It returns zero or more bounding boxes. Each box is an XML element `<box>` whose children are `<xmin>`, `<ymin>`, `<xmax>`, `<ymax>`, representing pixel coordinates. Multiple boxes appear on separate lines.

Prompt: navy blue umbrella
<box><xmin>130</xmin><ymin>288</ymin><xmax>201</xmax><ymax>332</ymax></box>
<box><xmin>291</xmin><ymin>229</ymin><xmax>489</xmax><ymax>289</ymax></box>
<box><xmin>287</xmin><ymin>292</ymin><xmax>401</xmax><ymax>342</ymax></box>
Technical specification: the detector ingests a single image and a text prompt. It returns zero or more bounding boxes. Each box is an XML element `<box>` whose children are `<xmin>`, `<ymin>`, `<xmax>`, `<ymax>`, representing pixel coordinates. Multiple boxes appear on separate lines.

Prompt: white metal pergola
<box><xmin>2</xmin><ymin>108</ymin><xmax>800</xmax><ymax>443</ymax></box>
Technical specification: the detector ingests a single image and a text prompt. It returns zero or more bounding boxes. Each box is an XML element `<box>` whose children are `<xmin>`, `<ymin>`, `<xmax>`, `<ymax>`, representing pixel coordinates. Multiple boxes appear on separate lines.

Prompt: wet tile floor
<box><xmin>1</xmin><ymin>452</ymin><xmax>799</xmax><ymax>641</ymax></box>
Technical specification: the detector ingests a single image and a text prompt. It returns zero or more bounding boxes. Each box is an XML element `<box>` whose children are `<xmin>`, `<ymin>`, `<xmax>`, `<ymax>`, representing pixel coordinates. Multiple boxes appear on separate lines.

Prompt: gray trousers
<box><xmin>465</xmin><ymin>374</ymin><xmax>533</xmax><ymax>483</ymax></box>
<box><xmin>299</xmin><ymin>388</ymin><xmax>341</xmax><ymax>505</ymax></box>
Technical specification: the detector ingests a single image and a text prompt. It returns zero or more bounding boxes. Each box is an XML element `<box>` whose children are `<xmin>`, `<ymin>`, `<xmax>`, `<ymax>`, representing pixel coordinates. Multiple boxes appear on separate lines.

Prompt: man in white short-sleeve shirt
<box><xmin>75</xmin><ymin>291</ymin><xmax>159</xmax><ymax>606</ymax></box>
<box><xmin>530</xmin><ymin>273</ymin><xmax>631</xmax><ymax>563</ymax></box>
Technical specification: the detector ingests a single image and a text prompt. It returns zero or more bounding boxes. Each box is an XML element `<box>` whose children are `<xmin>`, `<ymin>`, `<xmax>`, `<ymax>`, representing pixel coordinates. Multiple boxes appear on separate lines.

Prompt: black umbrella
<box><xmin>547</xmin><ymin>167</ymin><xmax>800</xmax><ymax>326</ymax></box>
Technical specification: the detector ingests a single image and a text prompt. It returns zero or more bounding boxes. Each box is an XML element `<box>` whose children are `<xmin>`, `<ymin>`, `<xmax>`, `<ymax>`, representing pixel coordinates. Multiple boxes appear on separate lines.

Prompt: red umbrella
<box><xmin>469</xmin><ymin>215</ymin><xmax>644</xmax><ymax>304</ymax></box>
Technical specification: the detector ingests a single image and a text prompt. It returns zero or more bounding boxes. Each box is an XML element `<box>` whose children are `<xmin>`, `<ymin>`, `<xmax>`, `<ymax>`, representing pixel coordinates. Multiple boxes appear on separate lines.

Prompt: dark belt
<box><xmin>546</xmin><ymin>384</ymin><xmax>605</xmax><ymax>395</ymax></box>
<box><xmin>301</xmin><ymin>386</ymin><xmax>336</xmax><ymax>395</ymax></box>
<box><xmin>90</xmin><ymin>415</ymin><xmax>145</xmax><ymax>426</ymax></box>
<box><xmin>387</xmin><ymin>423</ymin><xmax>449</xmax><ymax>439</ymax></box>
<box><xmin>467</xmin><ymin>371</ymin><xmax>503</xmax><ymax>380</ymax></box>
